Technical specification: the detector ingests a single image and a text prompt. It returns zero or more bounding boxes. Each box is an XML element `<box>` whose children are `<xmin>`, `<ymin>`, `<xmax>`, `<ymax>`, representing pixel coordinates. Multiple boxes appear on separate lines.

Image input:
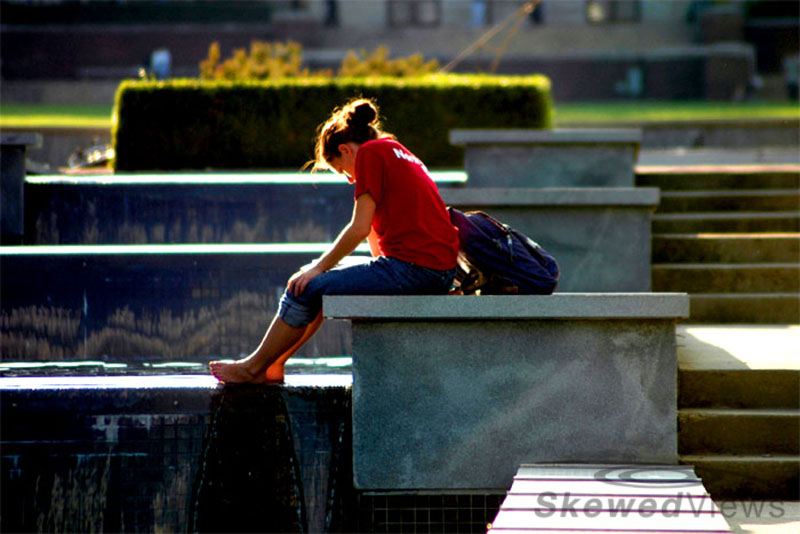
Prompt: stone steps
<box><xmin>652</xmin><ymin>211</ymin><xmax>800</xmax><ymax>233</ymax></box>
<box><xmin>657</xmin><ymin>190</ymin><xmax>800</xmax><ymax>214</ymax></box>
<box><xmin>636</xmin><ymin>168</ymin><xmax>800</xmax><ymax>191</ymax></box>
<box><xmin>653</xmin><ymin>233</ymin><xmax>800</xmax><ymax>263</ymax></box>
<box><xmin>677</xmin><ymin>325</ymin><xmax>800</xmax><ymax>499</ymax></box>
<box><xmin>653</xmin><ymin>263</ymin><xmax>799</xmax><ymax>293</ymax></box>
<box><xmin>688</xmin><ymin>293</ymin><xmax>800</xmax><ymax>323</ymax></box>
<box><xmin>679</xmin><ymin>370</ymin><xmax>800</xmax><ymax>410</ymax></box>
<box><xmin>645</xmin><ymin>166</ymin><xmax>800</xmax><ymax>323</ymax></box>
<box><xmin>679</xmin><ymin>408</ymin><xmax>799</xmax><ymax>455</ymax></box>
<box><xmin>679</xmin><ymin>455</ymin><xmax>799</xmax><ymax>500</ymax></box>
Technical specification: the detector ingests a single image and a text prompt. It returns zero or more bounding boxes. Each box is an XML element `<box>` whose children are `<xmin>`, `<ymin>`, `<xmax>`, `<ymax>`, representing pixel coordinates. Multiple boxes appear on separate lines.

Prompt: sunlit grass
<box><xmin>554</xmin><ymin>101</ymin><xmax>800</xmax><ymax>124</ymax></box>
<box><xmin>0</xmin><ymin>104</ymin><xmax>114</xmax><ymax>128</ymax></box>
<box><xmin>1</xmin><ymin>101</ymin><xmax>797</xmax><ymax>129</ymax></box>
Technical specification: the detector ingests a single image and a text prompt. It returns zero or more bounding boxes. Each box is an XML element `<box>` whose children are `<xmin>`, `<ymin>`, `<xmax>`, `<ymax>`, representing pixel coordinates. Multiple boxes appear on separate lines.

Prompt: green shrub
<box><xmin>112</xmin><ymin>75</ymin><xmax>552</xmax><ymax>171</ymax></box>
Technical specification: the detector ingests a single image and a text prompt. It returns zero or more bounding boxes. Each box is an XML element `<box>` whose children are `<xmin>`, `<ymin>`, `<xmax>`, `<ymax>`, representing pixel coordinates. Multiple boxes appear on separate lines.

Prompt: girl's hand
<box><xmin>288</xmin><ymin>265</ymin><xmax>324</xmax><ymax>296</ymax></box>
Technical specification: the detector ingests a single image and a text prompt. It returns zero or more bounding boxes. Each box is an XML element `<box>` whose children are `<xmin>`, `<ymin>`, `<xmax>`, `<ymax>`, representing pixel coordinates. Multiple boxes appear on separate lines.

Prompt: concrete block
<box><xmin>324</xmin><ymin>294</ymin><xmax>690</xmax><ymax>320</ymax></box>
<box><xmin>325</xmin><ymin>294</ymin><xmax>688</xmax><ymax>490</ymax></box>
<box><xmin>441</xmin><ymin>188</ymin><xmax>659</xmax><ymax>292</ymax></box>
<box><xmin>1</xmin><ymin>133</ymin><xmax>41</xmax><ymax>244</ymax></box>
<box><xmin>449</xmin><ymin>129</ymin><xmax>641</xmax><ymax>187</ymax></box>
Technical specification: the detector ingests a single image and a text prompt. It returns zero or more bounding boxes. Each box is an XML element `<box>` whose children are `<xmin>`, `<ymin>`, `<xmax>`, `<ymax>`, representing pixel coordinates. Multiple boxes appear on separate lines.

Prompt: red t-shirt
<box><xmin>353</xmin><ymin>138</ymin><xmax>459</xmax><ymax>271</ymax></box>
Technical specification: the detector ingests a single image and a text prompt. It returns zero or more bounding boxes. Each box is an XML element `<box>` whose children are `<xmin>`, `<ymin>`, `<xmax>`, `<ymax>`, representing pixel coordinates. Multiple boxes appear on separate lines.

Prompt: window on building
<box><xmin>585</xmin><ymin>0</ymin><xmax>641</xmax><ymax>24</ymax></box>
<box><xmin>387</xmin><ymin>0</ymin><xmax>442</xmax><ymax>28</ymax></box>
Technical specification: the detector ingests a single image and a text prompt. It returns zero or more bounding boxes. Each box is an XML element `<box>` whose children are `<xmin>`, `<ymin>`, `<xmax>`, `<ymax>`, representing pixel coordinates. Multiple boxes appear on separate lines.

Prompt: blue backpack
<box><xmin>448</xmin><ymin>208</ymin><xmax>560</xmax><ymax>295</ymax></box>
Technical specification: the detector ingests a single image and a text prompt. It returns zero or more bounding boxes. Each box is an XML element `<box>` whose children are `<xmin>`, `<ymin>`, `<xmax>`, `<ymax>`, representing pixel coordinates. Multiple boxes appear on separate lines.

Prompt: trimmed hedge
<box><xmin>112</xmin><ymin>75</ymin><xmax>552</xmax><ymax>171</ymax></box>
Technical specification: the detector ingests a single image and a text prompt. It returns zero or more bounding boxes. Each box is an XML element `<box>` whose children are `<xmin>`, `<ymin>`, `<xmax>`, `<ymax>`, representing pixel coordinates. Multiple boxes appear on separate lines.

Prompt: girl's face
<box><xmin>330</xmin><ymin>142</ymin><xmax>359</xmax><ymax>184</ymax></box>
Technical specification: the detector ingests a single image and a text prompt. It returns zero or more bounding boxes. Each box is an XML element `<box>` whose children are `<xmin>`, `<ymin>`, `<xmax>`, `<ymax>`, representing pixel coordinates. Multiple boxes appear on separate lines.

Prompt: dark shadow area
<box><xmin>191</xmin><ymin>385</ymin><xmax>307</xmax><ymax>533</ymax></box>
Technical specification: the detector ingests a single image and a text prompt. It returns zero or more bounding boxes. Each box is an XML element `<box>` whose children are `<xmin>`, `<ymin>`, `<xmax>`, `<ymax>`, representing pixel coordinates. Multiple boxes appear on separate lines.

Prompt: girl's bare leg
<box><xmin>209</xmin><ymin>315</ymin><xmax>307</xmax><ymax>384</ymax></box>
<box><xmin>265</xmin><ymin>311</ymin><xmax>324</xmax><ymax>383</ymax></box>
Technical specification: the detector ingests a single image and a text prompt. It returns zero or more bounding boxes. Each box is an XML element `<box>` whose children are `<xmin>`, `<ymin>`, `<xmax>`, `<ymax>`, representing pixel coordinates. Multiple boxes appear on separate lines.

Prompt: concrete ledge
<box><xmin>1</xmin><ymin>133</ymin><xmax>43</xmax><ymax>148</ymax></box>
<box><xmin>329</xmin><ymin>294</ymin><xmax>688</xmax><ymax>490</ymax></box>
<box><xmin>450</xmin><ymin>128</ymin><xmax>642</xmax><ymax>188</ymax></box>
<box><xmin>441</xmin><ymin>188</ymin><xmax>659</xmax><ymax>292</ymax></box>
<box><xmin>449</xmin><ymin>129</ymin><xmax>643</xmax><ymax>146</ymax></box>
<box><xmin>2</xmin><ymin>134</ymin><xmax>43</xmax><ymax>244</ymax></box>
<box><xmin>442</xmin><ymin>187</ymin><xmax>659</xmax><ymax>206</ymax></box>
<box><xmin>324</xmin><ymin>294</ymin><xmax>689</xmax><ymax>320</ymax></box>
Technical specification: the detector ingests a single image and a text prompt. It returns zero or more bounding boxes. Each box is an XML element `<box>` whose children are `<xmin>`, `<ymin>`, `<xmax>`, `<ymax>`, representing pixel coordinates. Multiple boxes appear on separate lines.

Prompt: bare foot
<box><xmin>209</xmin><ymin>359</ymin><xmax>267</xmax><ymax>384</ymax></box>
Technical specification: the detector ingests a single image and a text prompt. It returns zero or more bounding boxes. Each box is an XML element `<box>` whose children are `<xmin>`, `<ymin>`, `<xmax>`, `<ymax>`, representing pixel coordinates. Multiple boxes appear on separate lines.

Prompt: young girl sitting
<box><xmin>210</xmin><ymin>98</ymin><xmax>459</xmax><ymax>383</ymax></box>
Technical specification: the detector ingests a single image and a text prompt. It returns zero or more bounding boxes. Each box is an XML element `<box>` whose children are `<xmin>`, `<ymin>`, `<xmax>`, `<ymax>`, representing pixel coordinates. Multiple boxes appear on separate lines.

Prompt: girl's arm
<box><xmin>288</xmin><ymin>193</ymin><xmax>376</xmax><ymax>295</ymax></box>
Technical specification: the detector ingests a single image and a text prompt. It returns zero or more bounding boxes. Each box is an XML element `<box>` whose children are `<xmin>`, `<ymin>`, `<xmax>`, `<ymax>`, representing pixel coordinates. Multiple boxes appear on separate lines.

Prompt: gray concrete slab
<box><xmin>637</xmin><ymin>148</ymin><xmax>800</xmax><ymax>166</ymax></box>
<box><xmin>326</xmin><ymin>294</ymin><xmax>688</xmax><ymax>490</ymax></box>
<box><xmin>324</xmin><ymin>294</ymin><xmax>690</xmax><ymax>320</ymax></box>
<box><xmin>442</xmin><ymin>187</ymin><xmax>659</xmax><ymax>207</ymax></box>
<box><xmin>441</xmin><ymin>188</ymin><xmax>659</xmax><ymax>292</ymax></box>
<box><xmin>450</xmin><ymin>129</ymin><xmax>644</xmax><ymax>145</ymax></box>
<box><xmin>450</xmin><ymin>129</ymin><xmax>642</xmax><ymax>188</ymax></box>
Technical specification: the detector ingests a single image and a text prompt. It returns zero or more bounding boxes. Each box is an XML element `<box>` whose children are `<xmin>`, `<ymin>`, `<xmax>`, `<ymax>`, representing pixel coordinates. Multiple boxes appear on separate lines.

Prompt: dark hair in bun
<box><xmin>309</xmin><ymin>98</ymin><xmax>394</xmax><ymax>172</ymax></box>
<box><xmin>347</xmin><ymin>101</ymin><xmax>378</xmax><ymax>129</ymax></box>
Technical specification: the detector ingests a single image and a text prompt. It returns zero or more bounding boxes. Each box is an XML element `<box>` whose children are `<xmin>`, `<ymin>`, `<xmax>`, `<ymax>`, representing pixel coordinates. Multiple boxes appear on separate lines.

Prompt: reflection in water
<box><xmin>191</xmin><ymin>386</ymin><xmax>307</xmax><ymax>534</ymax></box>
<box><xmin>1</xmin><ymin>306</ymin><xmax>82</xmax><ymax>359</ymax></box>
<box><xmin>33</xmin><ymin>452</ymin><xmax>112</xmax><ymax>533</ymax></box>
<box><xmin>30</xmin><ymin>189</ymin><xmax>347</xmax><ymax>245</ymax></box>
<box><xmin>1</xmin><ymin>291</ymin><xmax>351</xmax><ymax>361</ymax></box>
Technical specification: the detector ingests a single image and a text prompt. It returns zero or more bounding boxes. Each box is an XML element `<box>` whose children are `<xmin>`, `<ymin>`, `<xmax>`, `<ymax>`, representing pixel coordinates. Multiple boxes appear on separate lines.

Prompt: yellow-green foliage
<box><xmin>338</xmin><ymin>46</ymin><xmax>439</xmax><ymax>77</ymax></box>
<box><xmin>199</xmin><ymin>41</ymin><xmax>438</xmax><ymax>80</ymax></box>
<box><xmin>113</xmin><ymin>75</ymin><xmax>553</xmax><ymax>171</ymax></box>
<box><xmin>200</xmin><ymin>41</ymin><xmax>332</xmax><ymax>80</ymax></box>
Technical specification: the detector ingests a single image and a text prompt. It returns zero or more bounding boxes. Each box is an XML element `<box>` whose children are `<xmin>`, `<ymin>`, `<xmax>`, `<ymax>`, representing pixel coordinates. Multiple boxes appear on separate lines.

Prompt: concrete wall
<box><xmin>442</xmin><ymin>188</ymin><xmax>659</xmax><ymax>292</ymax></box>
<box><xmin>451</xmin><ymin>129</ymin><xmax>641</xmax><ymax>187</ymax></box>
<box><xmin>320</xmin><ymin>0</ymin><xmax>692</xmax><ymax>28</ymax></box>
<box><xmin>325</xmin><ymin>294</ymin><xmax>689</xmax><ymax>490</ymax></box>
<box><xmin>0</xmin><ymin>380</ymin><xmax>353</xmax><ymax>533</ymax></box>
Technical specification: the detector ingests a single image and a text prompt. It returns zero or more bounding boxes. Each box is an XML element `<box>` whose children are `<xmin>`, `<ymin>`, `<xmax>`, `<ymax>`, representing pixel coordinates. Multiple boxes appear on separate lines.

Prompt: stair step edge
<box><xmin>679</xmin><ymin>408</ymin><xmax>800</xmax><ymax>417</ymax></box>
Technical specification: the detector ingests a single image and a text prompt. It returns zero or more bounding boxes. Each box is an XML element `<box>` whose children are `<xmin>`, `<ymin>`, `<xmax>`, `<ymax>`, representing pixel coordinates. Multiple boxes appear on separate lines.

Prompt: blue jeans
<box><xmin>278</xmin><ymin>256</ymin><xmax>456</xmax><ymax>327</ymax></box>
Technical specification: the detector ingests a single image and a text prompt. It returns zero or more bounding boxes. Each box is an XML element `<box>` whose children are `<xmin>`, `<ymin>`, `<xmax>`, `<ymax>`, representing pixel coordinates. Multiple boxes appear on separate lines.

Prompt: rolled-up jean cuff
<box><xmin>278</xmin><ymin>292</ymin><xmax>318</xmax><ymax>328</ymax></box>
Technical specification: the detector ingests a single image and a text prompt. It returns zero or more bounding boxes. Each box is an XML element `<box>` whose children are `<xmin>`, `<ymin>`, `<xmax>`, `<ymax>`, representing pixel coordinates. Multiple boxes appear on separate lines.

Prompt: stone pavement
<box><xmin>679</xmin><ymin>323</ymin><xmax>799</xmax><ymax>529</ymax></box>
<box><xmin>638</xmin><ymin>148</ymin><xmax>800</xmax><ymax>167</ymax></box>
<box><xmin>722</xmin><ymin>500</ymin><xmax>800</xmax><ymax>534</ymax></box>
<box><xmin>677</xmin><ymin>324</ymin><xmax>800</xmax><ymax>371</ymax></box>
